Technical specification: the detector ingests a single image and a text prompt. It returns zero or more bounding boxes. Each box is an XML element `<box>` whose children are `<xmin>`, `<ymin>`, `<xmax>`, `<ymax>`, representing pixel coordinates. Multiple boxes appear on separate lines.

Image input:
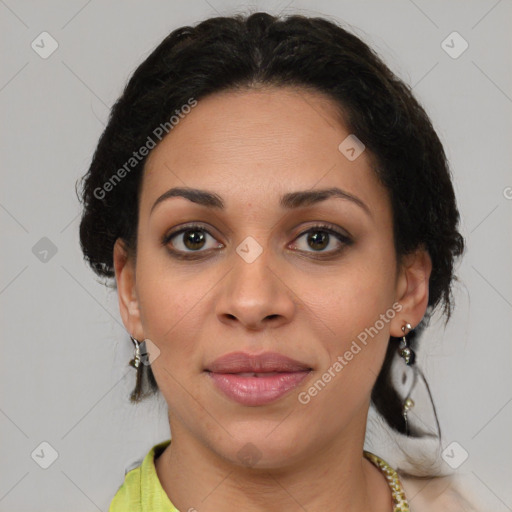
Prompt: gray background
<box><xmin>1</xmin><ymin>0</ymin><xmax>511</xmax><ymax>510</ymax></box>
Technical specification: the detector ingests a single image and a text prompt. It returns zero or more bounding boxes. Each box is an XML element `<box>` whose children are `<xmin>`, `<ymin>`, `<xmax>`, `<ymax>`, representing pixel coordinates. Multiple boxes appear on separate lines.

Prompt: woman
<box><xmin>78</xmin><ymin>11</ymin><xmax>482</xmax><ymax>511</ymax></box>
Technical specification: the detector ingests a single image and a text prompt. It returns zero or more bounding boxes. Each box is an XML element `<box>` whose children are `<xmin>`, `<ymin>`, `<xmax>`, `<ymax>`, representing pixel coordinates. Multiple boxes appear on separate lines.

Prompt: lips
<box><xmin>205</xmin><ymin>351</ymin><xmax>312</xmax><ymax>374</ymax></box>
<box><xmin>205</xmin><ymin>351</ymin><xmax>312</xmax><ymax>406</ymax></box>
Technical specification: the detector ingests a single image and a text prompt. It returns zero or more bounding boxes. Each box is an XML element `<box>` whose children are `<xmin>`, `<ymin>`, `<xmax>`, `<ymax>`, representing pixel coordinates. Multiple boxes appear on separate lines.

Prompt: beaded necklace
<box><xmin>363</xmin><ymin>451</ymin><xmax>410</xmax><ymax>512</ymax></box>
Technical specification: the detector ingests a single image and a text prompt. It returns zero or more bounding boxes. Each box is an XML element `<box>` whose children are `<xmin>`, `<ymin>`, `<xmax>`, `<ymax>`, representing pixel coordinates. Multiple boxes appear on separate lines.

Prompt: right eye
<box><xmin>162</xmin><ymin>223</ymin><xmax>224</xmax><ymax>255</ymax></box>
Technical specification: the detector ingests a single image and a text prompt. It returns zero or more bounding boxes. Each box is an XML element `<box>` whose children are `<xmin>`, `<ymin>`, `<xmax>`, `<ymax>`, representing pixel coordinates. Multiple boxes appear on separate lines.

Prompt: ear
<box><xmin>391</xmin><ymin>246</ymin><xmax>432</xmax><ymax>337</ymax></box>
<box><xmin>113</xmin><ymin>238</ymin><xmax>144</xmax><ymax>340</ymax></box>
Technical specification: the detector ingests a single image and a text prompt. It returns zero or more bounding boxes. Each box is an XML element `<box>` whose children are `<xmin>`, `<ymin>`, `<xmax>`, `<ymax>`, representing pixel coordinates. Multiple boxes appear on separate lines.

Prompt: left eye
<box><xmin>292</xmin><ymin>225</ymin><xmax>351</xmax><ymax>253</ymax></box>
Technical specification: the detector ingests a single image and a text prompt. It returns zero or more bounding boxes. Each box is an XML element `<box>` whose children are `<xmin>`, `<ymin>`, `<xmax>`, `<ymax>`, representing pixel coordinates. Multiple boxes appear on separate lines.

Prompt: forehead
<box><xmin>140</xmin><ymin>86</ymin><xmax>388</xmax><ymax>217</ymax></box>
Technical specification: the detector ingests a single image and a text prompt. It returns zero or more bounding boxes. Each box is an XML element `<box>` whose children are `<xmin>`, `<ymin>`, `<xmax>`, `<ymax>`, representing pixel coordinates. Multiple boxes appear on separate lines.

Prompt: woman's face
<box><xmin>115</xmin><ymin>86</ymin><xmax>430</xmax><ymax>468</ymax></box>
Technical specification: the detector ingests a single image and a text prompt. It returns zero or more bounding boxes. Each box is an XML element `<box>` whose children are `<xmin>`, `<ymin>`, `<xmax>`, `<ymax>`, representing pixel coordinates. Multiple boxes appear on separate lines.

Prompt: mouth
<box><xmin>204</xmin><ymin>351</ymin><xmax>312</xmax><ymax>406</ymax></box>
<box><xmin>228</xmin><ymin>372</ymin><xmax>288</xmax><ymax>377</ymax></box>
<box><xmin>206</xmin><ymin>370</ymin><xmax>312</xmax><ymax>406</ymax></box>
<box><xmin>205</xmin><ymin>351</ymin><xmax>312</xmax><ymax>374</ymax></box>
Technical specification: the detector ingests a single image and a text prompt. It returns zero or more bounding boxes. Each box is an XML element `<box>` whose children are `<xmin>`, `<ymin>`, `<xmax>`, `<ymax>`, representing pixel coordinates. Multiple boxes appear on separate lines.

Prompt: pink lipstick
<box><xmin>205</xmin><ymin>351</ymin><xmax>312</xmax><ymax>406</ymax></box>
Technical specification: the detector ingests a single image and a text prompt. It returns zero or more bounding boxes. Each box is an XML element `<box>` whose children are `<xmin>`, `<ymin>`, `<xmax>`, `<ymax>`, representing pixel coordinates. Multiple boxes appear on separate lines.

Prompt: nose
<box><xmin>215</xmin><ymin>244</ymin><xmax>296</xmax><ymax>331</ymax></box>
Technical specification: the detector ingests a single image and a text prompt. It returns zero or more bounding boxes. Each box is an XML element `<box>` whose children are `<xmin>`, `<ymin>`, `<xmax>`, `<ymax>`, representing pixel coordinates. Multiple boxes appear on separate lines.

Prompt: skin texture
<box><xmin>113</xmin><ymin>86</ymin><xmax>432</xmax><ymax>512</ymax></box>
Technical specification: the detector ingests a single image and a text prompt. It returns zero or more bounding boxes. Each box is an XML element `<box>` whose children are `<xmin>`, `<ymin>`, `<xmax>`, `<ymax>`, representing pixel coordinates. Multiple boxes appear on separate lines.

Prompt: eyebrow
<box><xmin>150</xmin><ymin>186</ymin><xmax>371</xmax><ymax>216</ymax></box>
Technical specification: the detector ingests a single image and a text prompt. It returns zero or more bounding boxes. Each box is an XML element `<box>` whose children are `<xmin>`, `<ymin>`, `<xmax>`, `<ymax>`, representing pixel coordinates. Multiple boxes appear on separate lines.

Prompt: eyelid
<box><xmin>162</xmin><ymin>222</ymin><xmax>353</xmax><ymax>255</ymax></box>
<box><xmin>290</xmin><ymin>223</ymin><xmax>353</xmax><ymax>254</ymax></box>
<box><xmin>162</xmin><ymin>222</ymin><xmax>223</xmax><ymax>249</ymax></box>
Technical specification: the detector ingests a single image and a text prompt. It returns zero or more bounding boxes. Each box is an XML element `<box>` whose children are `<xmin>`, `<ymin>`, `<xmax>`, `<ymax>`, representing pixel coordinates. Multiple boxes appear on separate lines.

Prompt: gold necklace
<box><xmin>363</xmin><ymin>451</ymin><xmax>410</xmax><ymax>512</ymax></box>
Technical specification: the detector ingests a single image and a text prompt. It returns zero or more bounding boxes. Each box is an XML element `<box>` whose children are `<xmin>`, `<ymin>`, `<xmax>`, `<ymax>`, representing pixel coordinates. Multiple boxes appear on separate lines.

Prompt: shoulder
<box><xmin>108</xmin><ymin>439</ymin><xmax>173</xmax><ymax>512</ymax></box>
<box><xmin>399</xmin><ymin>473</ymin><xmax>486</xmax><ymax>512</ymax></box>
<box><xmin>108</xmin><ymin>465</ymin><xmax>142</xmax><ymax>511</ymax></box>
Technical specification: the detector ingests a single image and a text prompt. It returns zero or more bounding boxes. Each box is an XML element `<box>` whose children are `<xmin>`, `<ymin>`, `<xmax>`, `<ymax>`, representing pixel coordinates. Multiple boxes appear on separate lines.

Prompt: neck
<box><xmin>155</xmin><ymin>417</ymin><xmax>393</xmax><ymax>512</ymax></box>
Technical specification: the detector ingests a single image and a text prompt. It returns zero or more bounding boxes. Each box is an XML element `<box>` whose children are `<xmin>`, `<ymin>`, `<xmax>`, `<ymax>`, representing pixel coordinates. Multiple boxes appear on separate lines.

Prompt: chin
<box><xmin>215</xmin><ymin>426</ymin><xmax>306</xmax><ymax>470</ymax></box>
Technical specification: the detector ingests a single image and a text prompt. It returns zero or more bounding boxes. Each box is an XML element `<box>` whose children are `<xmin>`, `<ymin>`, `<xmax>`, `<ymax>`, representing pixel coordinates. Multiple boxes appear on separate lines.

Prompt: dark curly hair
<box><xmin>77</xmin><ymin>12</ymin><xmax>464</xmax><ymax>440</ymax></box>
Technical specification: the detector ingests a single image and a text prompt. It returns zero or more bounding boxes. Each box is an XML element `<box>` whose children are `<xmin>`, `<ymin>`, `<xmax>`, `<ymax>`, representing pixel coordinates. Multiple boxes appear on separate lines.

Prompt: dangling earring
<box><xmin>129</xmin><ymin>335</ymin><xmax>146</xmax><ymax>402</ymax></box>
<box><xmin>398</xmin><ymin>322</ymin><xmax>415</xmax><ymax>365</ymax></box>
<box><xmin>398</xmin><ymin>322</ymin><xmax>416</xmax><ymax>436</ymax></box>
<box><xmin>130</xmin><ymin>335</ymin><xmax>142</xmax><ymax>368</ymax></box>
<box><xmin>394</xmin><ymin>322</ymin><xmax>443</xmax><ymax>440</ymax></box>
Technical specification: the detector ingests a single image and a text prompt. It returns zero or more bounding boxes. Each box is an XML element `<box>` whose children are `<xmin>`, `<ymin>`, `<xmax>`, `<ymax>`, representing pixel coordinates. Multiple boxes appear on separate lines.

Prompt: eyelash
<box><xmin>161</xmin><ymin>223</ymin><xmax>353</xmax><ymax>260</ymax></box>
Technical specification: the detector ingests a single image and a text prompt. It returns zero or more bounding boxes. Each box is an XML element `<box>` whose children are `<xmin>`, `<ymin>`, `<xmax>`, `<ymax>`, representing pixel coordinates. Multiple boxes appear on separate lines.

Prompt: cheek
<box><xmin>135</xmin><ymin>271</ymin><xmax>206</xmax><ymax>407</ymax></box>
<box><xmin>295</xmin><ymin>270</ymin><xmax>396</xmax><ymax>433</ymax></box>
<box><xmin>134</xmin><ymin>252</ymin><xmax>209</xmax><ymax>366</ymax></box>
<box><xmin>139</xmin><ymin>280</ymin><xmax>202</xmax><ymax>347</ymax></box>
<box><xmin>294</xmin><ymin>244</ymin><xmax>397</xmax><ymax>409</ymax></box>
<box><xmin>302</xmin><ymin>243</ymin><xmax>397</xmax><ymax>338</ymax></box>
